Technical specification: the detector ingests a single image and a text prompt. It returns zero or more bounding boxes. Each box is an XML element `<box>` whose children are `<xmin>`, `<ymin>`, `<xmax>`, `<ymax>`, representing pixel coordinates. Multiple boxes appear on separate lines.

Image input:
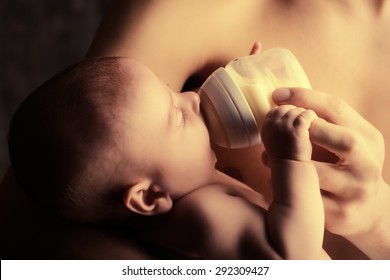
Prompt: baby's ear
<box><xmin>123</xmin><ymin>180</ymin><xmax>172</xmax><ymax>216</ymax></box>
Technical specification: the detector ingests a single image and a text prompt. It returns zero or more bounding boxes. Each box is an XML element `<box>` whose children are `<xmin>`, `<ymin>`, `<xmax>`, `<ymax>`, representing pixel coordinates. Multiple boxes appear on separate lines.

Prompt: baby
<box><xmin>8</xmin><ymin>56</ymin><xmax>329</xmax><ymax>259</ymax></box>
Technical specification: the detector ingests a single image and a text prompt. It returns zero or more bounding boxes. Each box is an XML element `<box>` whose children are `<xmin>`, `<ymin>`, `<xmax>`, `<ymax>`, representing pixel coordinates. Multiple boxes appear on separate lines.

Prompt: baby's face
<box><xmin>118</xmin><ymin>59</ymin><xmax>217</xmax><ymax>199</ymax></box>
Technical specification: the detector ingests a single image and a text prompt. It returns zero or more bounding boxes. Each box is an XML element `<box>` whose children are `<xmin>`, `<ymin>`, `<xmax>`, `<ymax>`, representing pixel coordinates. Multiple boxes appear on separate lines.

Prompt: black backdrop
<box><xmin>0</xmin><ymin>0</ymin><xmax>110</xmax><ymax>179</ymax></box>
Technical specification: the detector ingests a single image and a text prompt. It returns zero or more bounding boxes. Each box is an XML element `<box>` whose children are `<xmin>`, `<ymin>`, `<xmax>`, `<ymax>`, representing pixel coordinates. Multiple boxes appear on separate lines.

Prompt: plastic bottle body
<box><xmin>199</xmin><ymin>48</ymin><xmax>311</xmax><ymax>148</ymax></box>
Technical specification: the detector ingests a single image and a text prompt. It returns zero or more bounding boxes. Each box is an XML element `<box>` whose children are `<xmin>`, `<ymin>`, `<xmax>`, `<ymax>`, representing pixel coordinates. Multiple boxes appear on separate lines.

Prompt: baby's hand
<box><xmin>261</xmin><ymin>105</ymin><xmax>318</xmax><ymax>162</ymax></box>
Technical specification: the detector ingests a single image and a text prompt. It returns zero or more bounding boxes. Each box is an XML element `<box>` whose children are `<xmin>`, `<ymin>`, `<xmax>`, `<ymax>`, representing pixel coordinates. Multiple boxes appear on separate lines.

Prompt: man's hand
<box><xmin>272</xmin><ymin>88</ymin><xmax>387</xmax><ymax>238</ymax></box>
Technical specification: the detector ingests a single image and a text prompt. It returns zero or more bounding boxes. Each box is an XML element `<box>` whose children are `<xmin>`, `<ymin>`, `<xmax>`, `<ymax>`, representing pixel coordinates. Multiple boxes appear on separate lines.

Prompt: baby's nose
<box><xmin>183</xmin><ymin>91</ymin><xmax>200</xmax><ymax>114</ymax></box>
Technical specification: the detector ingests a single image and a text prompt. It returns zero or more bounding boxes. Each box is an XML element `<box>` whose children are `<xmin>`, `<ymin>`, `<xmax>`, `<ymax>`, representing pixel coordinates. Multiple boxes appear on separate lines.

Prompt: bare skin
<box><xmin>112</xmin><ymin>59</ymin><xmax>327</xmax><ymax>259</ymax></box>
<box><xmin>2</xmin><ymin>0</ymin><xmax>389</xmax><ymax>259</ymax></box>
<box><xmin>88</xmin><ymin>0</ymin><xmax>390</xmax><ymax>191</ymax></box>
<box><xmin>88</xmin><ymin>0</ymin><xmax>390</xmax><ymax>259</ymax></box>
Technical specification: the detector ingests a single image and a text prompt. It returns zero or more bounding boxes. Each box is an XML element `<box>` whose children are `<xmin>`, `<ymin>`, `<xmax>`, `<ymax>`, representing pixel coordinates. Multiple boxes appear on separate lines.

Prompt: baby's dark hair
<box><xmin>8</xmin><ymin>57</ymin><xmax>130</xmax><ymax>223</ymax></box>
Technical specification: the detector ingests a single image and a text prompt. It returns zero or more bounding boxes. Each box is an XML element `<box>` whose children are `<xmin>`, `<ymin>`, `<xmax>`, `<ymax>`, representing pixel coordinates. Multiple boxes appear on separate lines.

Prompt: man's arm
<box><xmin>274</xmin><ymin>87</ymin><xmax>390</xmax><ymax>259</ymax></box>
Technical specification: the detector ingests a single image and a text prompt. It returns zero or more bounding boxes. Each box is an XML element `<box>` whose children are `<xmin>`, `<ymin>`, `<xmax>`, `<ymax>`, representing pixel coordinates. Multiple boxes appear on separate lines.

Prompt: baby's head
<box><xmin>8</xmin><ymin>57</ymin><xmax>216</xmax><ymax>224</ymax></box>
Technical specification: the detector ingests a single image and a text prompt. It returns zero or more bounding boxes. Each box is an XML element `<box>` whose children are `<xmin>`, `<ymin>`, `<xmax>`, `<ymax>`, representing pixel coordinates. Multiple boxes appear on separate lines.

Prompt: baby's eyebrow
<box><xmin>155</xmin><ymin>72</ymin><xmax>170</xmax><ymax>87</ymax></box>
<box><xmin>155</xmin><ymin>73</ymin><xmax>176</xmax><ymax>129</ymax></box>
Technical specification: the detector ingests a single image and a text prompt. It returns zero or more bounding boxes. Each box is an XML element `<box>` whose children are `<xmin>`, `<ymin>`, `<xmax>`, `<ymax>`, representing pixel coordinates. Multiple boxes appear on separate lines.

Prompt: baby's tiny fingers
<box><xmin>293</xmin><ymin>109</ymin><xmax>318</xmax><ymax>130</ymax></box>
<box><xmin>303</xmin><ymin>109</ymin><xmax>318</xmax><ymax>122</ymax></box>
<box><xmin>266</xmin><ymin>105</ymin><xmax>296</xmax><ymax>120</ymax></box>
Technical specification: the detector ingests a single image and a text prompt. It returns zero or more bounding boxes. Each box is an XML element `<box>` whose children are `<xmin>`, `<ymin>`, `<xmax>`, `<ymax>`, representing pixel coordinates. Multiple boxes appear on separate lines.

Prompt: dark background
<box><xmin>1</xmin><ymin>0</ymin><xmax>110</xmax><ymax>180</ymax></box>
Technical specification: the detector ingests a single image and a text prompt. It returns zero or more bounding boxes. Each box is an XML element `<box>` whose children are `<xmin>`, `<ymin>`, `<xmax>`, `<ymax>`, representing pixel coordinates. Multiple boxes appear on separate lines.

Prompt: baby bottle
<box><xmin>199</xmin><ymin>48</ymin><xmax>311</xmax><ymax>148</ymax></box>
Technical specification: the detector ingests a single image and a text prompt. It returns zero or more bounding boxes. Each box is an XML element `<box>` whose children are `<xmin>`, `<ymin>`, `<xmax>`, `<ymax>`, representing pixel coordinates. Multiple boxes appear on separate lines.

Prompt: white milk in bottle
<box><xmin>199</xmin><ymin>48</ymin><xmax>311</xmax><ymax>148</ymax></box>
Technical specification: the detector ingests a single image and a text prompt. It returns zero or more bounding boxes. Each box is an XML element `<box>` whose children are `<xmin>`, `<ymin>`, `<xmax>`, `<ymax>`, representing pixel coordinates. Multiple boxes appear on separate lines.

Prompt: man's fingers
<box><xmin>321</xmin><ymin>194</ymin><xmax>345</xmax><ymax>231</ymax></box>
<box><xmin>272</xmin><ymin>88</ymin><xmax>366</xmax><ymax>127</ymax></box>
<box><xmin>249</xmin><ymin>42</ymin><xmax>262</xmax><ymax>55</ymax></box>
<box><xmin>309</xmin><ymin>118</ymin><xmax>358</xmax><ymax>161</ymax></box>
<box><xmin>313</xmin><ymin>161</ymin><xmax>353</xmax><ymax>196</ymax></box>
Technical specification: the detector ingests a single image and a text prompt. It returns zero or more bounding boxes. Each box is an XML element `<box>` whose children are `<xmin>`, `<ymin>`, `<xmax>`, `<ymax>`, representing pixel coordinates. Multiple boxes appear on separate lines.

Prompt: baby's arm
<box><xmin>262</xmin><ymin>105</ymin><xmax>328</xmax><ymax>259</ymax></box>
